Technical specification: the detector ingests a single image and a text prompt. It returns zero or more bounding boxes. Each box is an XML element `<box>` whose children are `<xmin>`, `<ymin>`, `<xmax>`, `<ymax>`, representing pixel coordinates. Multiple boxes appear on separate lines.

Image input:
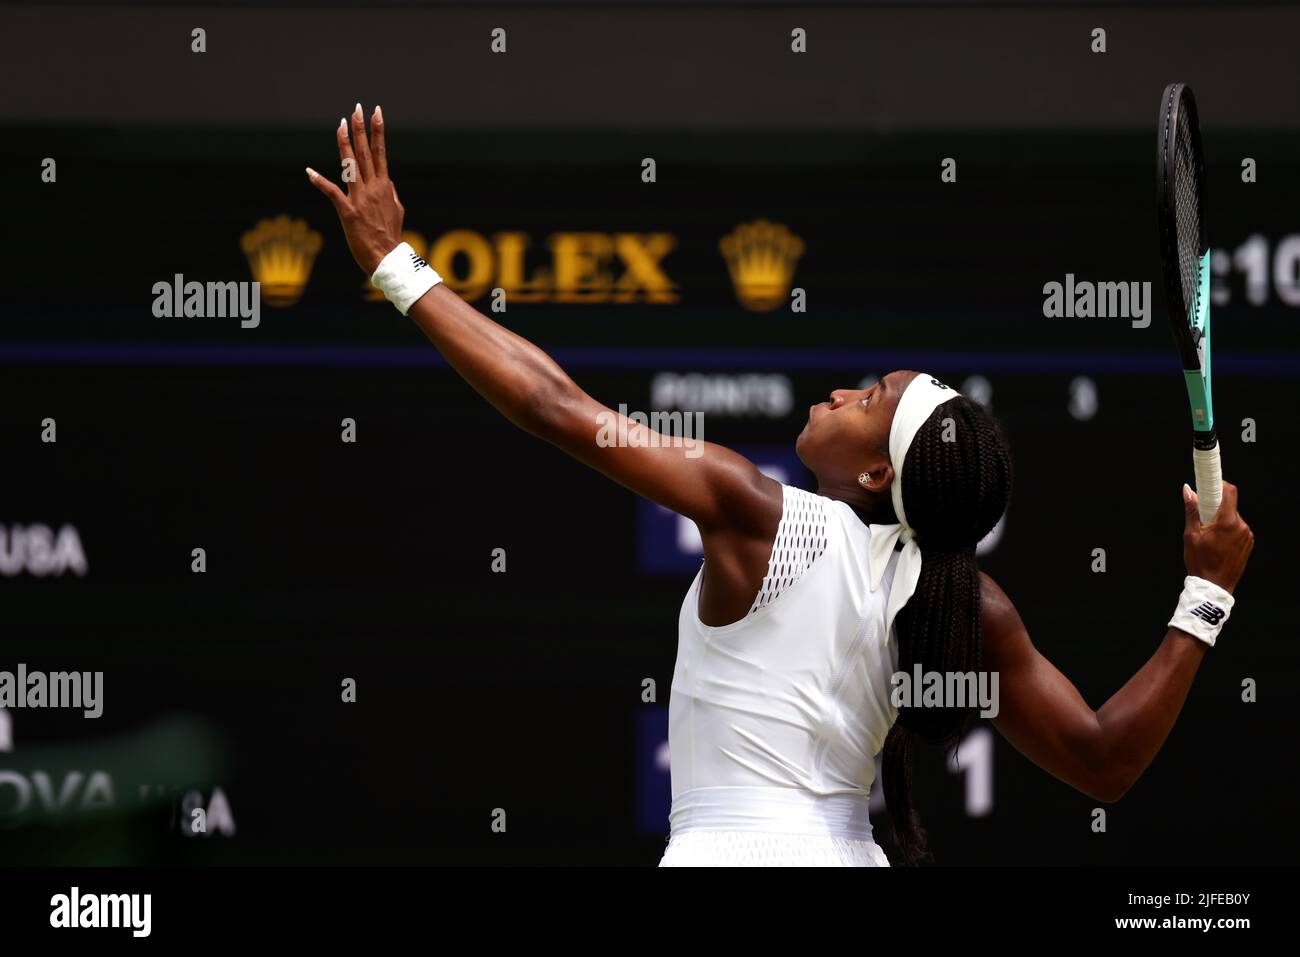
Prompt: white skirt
<box><xmin>659</xmin><ymin>830</ymin><xmax>891</xmax><ymax>867</ymax></box>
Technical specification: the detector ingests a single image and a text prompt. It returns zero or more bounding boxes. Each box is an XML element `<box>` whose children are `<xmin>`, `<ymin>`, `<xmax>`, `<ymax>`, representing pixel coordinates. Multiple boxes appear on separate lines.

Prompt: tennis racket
<box><xmin>1157</xmin><ymin>82</ymin><xmax>1220</xmax><ymax>525</ymax></box>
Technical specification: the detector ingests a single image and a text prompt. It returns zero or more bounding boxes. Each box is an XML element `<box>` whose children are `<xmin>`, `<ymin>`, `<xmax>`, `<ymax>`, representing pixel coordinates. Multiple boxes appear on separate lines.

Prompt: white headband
<box><xmin>867</xmin><ymin>374</ymin><xmax>962</xmax><ymax>668</ymax></box>
<box><xmin>887</xmin><ymin>375</ymin><xmax>962</xmax><ymax>530</ymax></box>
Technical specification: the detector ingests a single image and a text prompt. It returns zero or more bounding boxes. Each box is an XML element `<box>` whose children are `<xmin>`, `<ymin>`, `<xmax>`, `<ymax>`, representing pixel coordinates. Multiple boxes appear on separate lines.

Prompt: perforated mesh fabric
<box><xmin>749</xmin><ymin>487</ymin><xmax>829</xmax><ymax>614</ymax></box>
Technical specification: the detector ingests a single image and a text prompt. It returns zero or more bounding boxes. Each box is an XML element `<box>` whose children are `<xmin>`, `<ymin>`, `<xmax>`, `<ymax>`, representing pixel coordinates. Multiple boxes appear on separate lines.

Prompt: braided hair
<box><xmin>881</xmin><ymin>395</ymin><xmax>1012</xmax><ymax>865</ymax></box>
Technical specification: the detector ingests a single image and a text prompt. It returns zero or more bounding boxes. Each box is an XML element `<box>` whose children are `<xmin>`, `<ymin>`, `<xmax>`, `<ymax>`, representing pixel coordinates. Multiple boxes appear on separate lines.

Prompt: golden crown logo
<box><xmin>240</xmin><ymin>215</ymin><xmax>323</xmax><ymax>307</ymax></box>
<box><xmin>719</xmin><ymin>219</ymin><xmax>805</xmax><ymax>312</ymax></box>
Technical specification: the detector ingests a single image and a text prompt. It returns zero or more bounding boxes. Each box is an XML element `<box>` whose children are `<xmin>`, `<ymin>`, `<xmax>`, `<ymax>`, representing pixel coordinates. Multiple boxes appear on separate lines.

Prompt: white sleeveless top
<box><xmin>667</xmin><ymin>484</ymin><xmax>902</xmax><ymax>846</ymax></box>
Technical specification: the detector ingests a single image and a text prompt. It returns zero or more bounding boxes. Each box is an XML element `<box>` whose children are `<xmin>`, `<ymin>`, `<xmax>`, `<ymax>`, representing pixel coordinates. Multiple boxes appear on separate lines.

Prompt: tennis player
<box><xmin>308</xmin><ymin>106</ymin><xmax>1255</xmax><ymax>866</ymax></box>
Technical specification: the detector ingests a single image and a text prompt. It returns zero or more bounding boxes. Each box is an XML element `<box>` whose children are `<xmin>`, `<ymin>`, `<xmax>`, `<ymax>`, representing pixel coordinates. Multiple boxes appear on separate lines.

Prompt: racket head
<box><xmin>1156</xmin><ymin>82</ymin><xmax>1215</xmax><ymax>443</ymax></box>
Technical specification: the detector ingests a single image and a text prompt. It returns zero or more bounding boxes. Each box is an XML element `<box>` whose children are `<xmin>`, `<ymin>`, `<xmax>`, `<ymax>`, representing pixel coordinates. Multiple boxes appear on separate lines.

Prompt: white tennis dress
<box><xmin>659</xmin><ymin>483</ymin><xmax>902</xmax><ymax>867</ymax></box>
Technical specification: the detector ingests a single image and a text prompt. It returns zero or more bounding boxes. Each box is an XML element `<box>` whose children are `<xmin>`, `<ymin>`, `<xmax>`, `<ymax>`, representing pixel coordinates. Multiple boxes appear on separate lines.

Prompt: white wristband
<box><xmin>1168</xmin><ymin>575</ymin><xmax>1234</xmax><ymax>648</ymax></box>
<box><xmin>370</xmin><ymin>242</ymin><xmax>442</xmax><ymax>315</ymax></box>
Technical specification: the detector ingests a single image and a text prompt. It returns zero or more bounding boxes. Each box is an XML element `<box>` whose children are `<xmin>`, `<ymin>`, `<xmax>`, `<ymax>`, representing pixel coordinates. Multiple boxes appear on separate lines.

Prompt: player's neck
<box><xmin>816</xmin><ymin>483</ymin><xmax>897</xmax><ymax>525</ymax></box>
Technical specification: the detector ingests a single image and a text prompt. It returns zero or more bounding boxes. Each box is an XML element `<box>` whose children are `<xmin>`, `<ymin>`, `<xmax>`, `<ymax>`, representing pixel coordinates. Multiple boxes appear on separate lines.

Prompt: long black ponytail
<box><xmin>881</xmin><ymin>396</ymin><xmax>1012</xmax><ymax>865</ymax></box>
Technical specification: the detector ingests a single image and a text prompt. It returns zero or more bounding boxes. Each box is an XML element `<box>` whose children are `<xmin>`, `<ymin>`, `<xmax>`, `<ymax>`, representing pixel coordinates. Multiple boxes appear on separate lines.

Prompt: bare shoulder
<box><xmin>979</xmin><ymin>572</ymin><xmax>1030</xmax><ymax>660</ymax></box>
<box><xmin>979</xmin><ymin>572</ymin><xmax>1017</xmax><ymax>625</ymax></box>
<box><xmin>701</xmin><ymin>444</ymin><xmax>785</xmax><ymax>537</ymax></box>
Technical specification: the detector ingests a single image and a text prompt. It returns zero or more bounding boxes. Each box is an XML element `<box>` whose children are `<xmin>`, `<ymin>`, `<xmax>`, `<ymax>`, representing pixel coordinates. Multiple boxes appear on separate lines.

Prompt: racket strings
<box><xmin>1174</xmin><ymin>104</ymin><xmax>1204</xmax><ymax>332</ymax></box>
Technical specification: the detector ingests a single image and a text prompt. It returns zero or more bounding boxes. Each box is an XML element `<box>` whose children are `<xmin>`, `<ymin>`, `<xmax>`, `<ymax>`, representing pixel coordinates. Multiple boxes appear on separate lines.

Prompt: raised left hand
<box><xmin>306</xmin><ymin>103</ymin><xmax>405</xmax><ymax>274</ymax></box>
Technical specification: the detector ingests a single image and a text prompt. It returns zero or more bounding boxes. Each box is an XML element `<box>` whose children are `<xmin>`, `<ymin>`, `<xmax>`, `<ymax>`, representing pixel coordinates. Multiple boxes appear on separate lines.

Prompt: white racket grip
<box><xmin>1192</xmin><ymin>444</ymin><xmax>1222</xmax><ymax>525</ymax></box>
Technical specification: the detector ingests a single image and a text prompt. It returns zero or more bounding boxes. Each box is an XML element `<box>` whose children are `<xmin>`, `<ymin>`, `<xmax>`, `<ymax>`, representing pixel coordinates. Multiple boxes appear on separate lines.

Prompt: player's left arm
<box><xmin>980</xmin><ymin>573</ymin><xmax>1206</xmax><ymax>803</ymax></box>
<box><xmin>982</xmin><ymin>482</ymin><xmax>1253</xmax><ymax>802</ymax></box>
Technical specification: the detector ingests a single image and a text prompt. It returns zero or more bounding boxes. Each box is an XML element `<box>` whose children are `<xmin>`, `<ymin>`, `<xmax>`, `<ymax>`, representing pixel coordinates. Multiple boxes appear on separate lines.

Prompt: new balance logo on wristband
<box><xmin>1168</xmin><ymin>579</ymin><xmax>1233</xmax><ymax>648</ymax></box>
<box><xmin>372</xmin><ymin>242</ymin><xmax>444</xmax><ymax>315</ymax></box>
<box><xmin>1190</xmin><ymin>602</ymin><xmax>1225</xmax><ymax>625</ymax></box>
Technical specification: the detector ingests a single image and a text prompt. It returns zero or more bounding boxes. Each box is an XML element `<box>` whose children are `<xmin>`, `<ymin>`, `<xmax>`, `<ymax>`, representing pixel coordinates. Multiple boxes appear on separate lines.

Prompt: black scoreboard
<box><xmin>2</xmin><ymin>122</ymin><xmax>1297</xmax><ymax>866</ymax></box>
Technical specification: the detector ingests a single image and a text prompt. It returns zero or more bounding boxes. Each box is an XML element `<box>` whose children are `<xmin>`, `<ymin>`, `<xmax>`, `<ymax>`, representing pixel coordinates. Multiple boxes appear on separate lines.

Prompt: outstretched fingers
<box><xmin>336</xmin><ymin>116</ymin><xmax>358</xmax><ymax>190</ymax></box>
<box><xmin>305</xmin><ymin>166</ymin><xmax>348</xmax><ymax>215</ymax></box>
<box><xmin>371</xmin><ymin>105</ymin><xmax>388</xmax><ymax>179</ymax></box>
<box><xmin>349</xmin><ymin>103</ymin><xmax>375</xmax><ymax>182</ymax></box>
